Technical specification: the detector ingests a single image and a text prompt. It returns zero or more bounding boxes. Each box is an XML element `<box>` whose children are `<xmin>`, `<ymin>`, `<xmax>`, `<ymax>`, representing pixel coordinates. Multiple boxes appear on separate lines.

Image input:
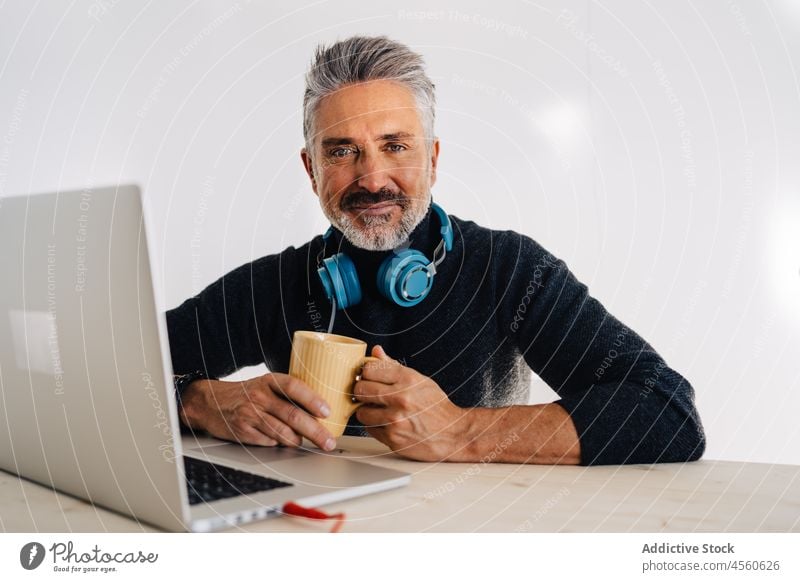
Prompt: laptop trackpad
<box><xmin>193</xmin><ymin>443</ymin><xmax>311</xmax><ymax>466</ymax></box>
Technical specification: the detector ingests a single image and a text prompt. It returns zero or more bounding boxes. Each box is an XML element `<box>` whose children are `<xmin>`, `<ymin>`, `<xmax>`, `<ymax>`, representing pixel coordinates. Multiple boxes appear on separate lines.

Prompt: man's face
<box><xmin>301</xmin><ymin>80</ymin><xmax>439</xmax><ymax>251</ymax></box>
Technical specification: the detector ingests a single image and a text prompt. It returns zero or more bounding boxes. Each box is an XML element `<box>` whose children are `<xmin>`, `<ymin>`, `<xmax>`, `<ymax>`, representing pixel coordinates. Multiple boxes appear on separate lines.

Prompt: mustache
<box><xmin>340</xmin><ymin>189</ymin><xmax>409</xmax><ymax>211</ymax></box>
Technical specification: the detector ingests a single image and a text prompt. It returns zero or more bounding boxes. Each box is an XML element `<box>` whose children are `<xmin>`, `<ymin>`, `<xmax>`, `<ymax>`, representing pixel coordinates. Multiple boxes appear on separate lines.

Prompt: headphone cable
<box><xmin>327</xmin><ymin>297</ymin><xmax>337</xmax><ymax>334</ymax></box>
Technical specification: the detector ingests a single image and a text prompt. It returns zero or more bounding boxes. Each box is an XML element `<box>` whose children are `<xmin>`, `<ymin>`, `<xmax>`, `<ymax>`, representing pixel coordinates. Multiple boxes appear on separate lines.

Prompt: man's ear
<box><xmin>300</xmin><ymin>147</ymin><xmax>318</xmax><ymax>195</ymax></box>
<box><xmin>428</xmin><ymin>138</ymin><xmax>440</xmax><ymax>188</ymax></box>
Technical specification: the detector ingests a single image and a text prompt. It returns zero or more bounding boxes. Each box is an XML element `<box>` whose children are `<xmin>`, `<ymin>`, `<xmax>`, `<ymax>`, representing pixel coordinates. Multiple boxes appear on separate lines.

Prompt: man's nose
<box><xmin>354</xmin><ymin>149</ymin><xmax>392</xmax><ymax>193</ymax></box>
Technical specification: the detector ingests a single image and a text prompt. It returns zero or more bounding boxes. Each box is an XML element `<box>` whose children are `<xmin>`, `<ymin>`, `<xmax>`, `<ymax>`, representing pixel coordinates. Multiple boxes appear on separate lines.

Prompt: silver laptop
<box><xmin>0</xmin><ymin>184</ymin><xmax>410</xmax><ymax>532</ymax></box>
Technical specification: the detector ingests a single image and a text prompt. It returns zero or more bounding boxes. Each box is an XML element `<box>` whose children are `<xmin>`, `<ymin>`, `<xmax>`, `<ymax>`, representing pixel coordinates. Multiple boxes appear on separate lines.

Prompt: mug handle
<box><xmin>351</xmin><ymin>356</ymin><xmax>381</xmax><ymax>406</ymax></box>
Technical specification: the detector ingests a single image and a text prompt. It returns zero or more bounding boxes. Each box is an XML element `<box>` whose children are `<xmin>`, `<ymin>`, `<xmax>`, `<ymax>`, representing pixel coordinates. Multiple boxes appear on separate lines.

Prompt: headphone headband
<box><xmin>430</xmin><ymin>203</ymin><xmax>453</xmax><ymax>252</ymax></box>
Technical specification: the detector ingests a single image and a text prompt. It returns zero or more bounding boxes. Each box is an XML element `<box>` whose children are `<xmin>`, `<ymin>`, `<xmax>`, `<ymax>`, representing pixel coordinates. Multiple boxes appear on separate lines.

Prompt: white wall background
<box><xmin>1</xmin><ymin>0</ymin><xmax>798</xmax><ymax>464</ymax></box>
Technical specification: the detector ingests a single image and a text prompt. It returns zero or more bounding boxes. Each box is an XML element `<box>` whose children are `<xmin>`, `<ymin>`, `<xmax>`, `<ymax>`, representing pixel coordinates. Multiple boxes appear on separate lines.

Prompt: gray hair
<box><xmin>302</xmin><ymin>35</ymin><xmax>436</xmax><ymax>154</ymax></box>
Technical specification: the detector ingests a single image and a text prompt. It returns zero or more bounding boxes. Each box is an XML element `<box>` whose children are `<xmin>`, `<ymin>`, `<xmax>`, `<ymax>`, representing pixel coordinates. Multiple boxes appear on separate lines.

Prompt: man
<box><xmin>167</xmin><ymin>36</ymin><xmax>705</xmax><ymax>465</ymax></box>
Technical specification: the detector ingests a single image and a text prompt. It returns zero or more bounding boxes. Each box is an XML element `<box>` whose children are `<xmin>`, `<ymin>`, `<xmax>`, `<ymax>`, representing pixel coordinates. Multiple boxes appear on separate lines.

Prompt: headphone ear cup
<box><xmin>377</xmin><ymin>249</ymin><xmax>434</xmax><ymax>307</ymax></box>
<box><xmin>318</xmin><ymin>253</ymin><xmax>362</xmax><ymax>309</ymax></box>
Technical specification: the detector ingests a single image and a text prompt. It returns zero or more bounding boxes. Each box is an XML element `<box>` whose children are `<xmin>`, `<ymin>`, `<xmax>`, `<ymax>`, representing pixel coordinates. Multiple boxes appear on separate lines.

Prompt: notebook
<box><xmin>0</xmin><ymin>184</ymin><xmax>410</xmax><ymax>532</ymax></box>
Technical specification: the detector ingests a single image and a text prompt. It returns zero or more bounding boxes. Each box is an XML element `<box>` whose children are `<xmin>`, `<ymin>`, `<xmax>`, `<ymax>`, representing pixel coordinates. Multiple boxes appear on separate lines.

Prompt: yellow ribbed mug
<box><xmin>288</xmin><ymin>331</ymin><xmax>379</xmax><ymax>439</ymax></box>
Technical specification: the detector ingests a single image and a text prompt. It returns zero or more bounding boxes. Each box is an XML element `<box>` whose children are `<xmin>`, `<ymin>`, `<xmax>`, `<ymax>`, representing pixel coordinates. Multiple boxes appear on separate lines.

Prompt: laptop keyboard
<box><xmin>183</xmin><ymin>456</ymin><xmax>293</xmax><ymax>506</ymax></box>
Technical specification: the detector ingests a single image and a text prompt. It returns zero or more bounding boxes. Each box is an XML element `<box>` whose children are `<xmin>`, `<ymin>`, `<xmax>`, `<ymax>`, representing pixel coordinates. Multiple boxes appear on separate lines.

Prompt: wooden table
<box><xmin>2</xmin><ymin>436</ymin><xmax>798</xmax><ymax>532</ymax></box>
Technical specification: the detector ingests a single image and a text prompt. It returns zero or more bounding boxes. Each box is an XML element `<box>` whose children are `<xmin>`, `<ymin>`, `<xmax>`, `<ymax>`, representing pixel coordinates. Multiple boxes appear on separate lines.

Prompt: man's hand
<box><xmin>354</xmin><ymin>345</ymin><xmax>468</xmax><ymax>461</ymax></box>
<box><xmin>354</xmin><ymin>345</ymin><xmax>582</xmax><ymax>465</ymax></box>
<box><xmin>178</xmin><ymin>373</ymin><xmax>337</xmax><ymax>451</ymax></box>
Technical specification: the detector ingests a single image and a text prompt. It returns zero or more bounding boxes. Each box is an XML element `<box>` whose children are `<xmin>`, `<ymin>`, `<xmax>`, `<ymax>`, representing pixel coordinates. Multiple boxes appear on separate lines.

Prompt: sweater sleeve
<box><xmin>497</xmin><ymin>232</ymin><xmax>705</xmax><ymax>465</ymax></box>
<box><xmin>165</xmin><ymin>252</ymin><xmax>287</xmax><ymax>378</ymax></box>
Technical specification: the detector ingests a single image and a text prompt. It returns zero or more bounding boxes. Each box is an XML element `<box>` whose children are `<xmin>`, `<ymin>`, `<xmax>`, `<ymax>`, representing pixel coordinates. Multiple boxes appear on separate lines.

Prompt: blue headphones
<box><xmin>317</xmin><ymin>202</ymin><xmax>453</xmax><ymax>309</ymax></box>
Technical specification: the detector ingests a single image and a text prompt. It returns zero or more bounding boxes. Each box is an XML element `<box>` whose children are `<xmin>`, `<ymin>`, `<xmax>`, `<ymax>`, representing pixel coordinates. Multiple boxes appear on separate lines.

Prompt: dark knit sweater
<box><xmin>166</xmin><ymin>204</ymin><xmax>706</xmax><ymax>465</ymax></box>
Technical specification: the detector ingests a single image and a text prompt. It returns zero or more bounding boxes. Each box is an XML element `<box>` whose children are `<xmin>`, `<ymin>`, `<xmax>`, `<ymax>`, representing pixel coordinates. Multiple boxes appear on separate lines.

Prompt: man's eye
<box><xmin>329</xmin><ymin>147</ymin><xmax>355</xmax><ymax>158</ymax></box>
<box><xmin>386</xmin><ymin>143</ymin><xmax>407</xmax><ymax>152</ymax></box>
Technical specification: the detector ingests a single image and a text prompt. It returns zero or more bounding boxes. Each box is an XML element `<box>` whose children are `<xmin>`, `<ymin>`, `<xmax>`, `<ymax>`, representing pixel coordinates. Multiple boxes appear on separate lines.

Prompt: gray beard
<box><xmin>328</xmin><ymin>194</ymin><xmax>431</xmax><ymax>251</ymax></box>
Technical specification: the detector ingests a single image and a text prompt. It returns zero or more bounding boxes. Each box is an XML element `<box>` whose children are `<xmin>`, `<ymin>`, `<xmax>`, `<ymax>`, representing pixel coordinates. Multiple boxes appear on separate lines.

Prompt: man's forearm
<box><xmin>455</xmin><ymin>403</ymin><xmax>581</xmax><ymax>465</ymax></box>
